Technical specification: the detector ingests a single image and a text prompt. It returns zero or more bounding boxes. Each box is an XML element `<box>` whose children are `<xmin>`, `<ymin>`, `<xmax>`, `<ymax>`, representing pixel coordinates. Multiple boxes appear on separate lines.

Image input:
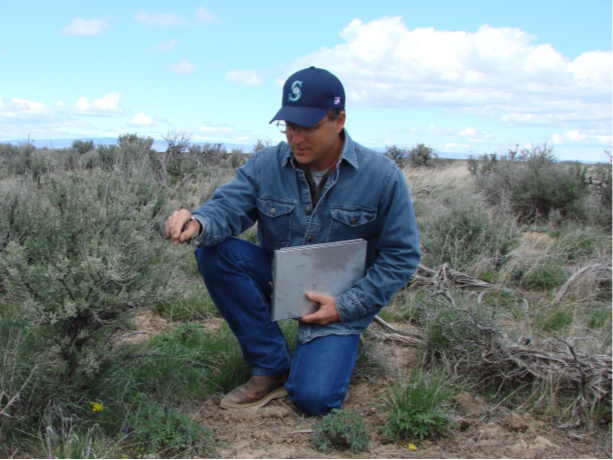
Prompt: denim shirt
<box><xmin>192</xmin><ymin>130</ymin><xmax>420</xmax><ymax>343</ymax></box>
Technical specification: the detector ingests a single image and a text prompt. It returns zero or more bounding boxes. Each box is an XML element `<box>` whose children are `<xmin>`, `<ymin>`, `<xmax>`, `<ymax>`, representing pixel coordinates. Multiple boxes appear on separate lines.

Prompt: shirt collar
<box><xmin>281</xmin><ymin>128</ymin><xmax>359</xmax><ymax>170</ymax></box>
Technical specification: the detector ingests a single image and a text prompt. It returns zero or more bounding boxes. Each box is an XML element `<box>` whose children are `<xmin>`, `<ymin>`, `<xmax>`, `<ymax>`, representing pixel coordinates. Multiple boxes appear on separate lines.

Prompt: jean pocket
<box><xmin>328</xmin><ymin>206</ymin><xmax>377</xmax><ymax>241</ymax></box>
<box><xmin>257</xmin><ymin>197</ymin><xmax>296</xmax><ymax>249</ymax></box>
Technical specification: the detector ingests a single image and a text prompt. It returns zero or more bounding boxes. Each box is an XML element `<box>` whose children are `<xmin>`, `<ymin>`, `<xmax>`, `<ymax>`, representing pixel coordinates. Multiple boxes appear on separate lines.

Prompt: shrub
<box><xmin>469</xmin><ymin>144</ymin><xmax>590</xmax><ymax>223</ymax></box>
<box><xmin>71</xmin><ymin>139</ymin><xmax>94</xmax><ymax>154</ymax></box>
<box><xmin>586</xmin><ymin>155</ymin><xmax>612</xmax><ymax>229</ymax></box>
<box><xmin>383</xmin><ymin>370</ymin><xmax>456</xmax><ymax>440</ymax></box>
<box><xmin>0</xmin><ymin>169</ymin><xmax>178</xmax><ymax>382</ymax></box>
<box><xmin>416</xmin><ymin>188</ymin><xmax>519</xmax><ymax>273</ymax></box>
<box><xmin>311</xmin><ymin>409</ymin><xmax>369</xmax><ymax>453</ymax></box>
<box><xmin>407</xmin><ymin>143</ymin><xmax>439</xmax><ymax>168</ymax></box>
<box><xmin>229</xmin><ymin>148</ymin><xmax>246</xmax><ymax>169</ymax></box>
<box><xmin>384</xmin><ymin>145</ymin><xmax>408</xmax><ymax>168</ymax></box>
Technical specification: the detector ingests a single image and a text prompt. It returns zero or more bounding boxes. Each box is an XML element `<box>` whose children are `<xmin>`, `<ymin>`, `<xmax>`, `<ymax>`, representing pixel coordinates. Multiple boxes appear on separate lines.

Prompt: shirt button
<box><xmin>351</xmin><ymin>217</ymin><xmax>357</xmax><ymax>224</ymax></box>
<box><xmin>305</xmin><ymin>206</ymin><xmax>312</xmax><ymax>213</ymax></box>
<box><xmin>306</xmin><ymin>235</ymin><xmax>313</xmax><ymax>242</ymax></box>
<box><xmin>270</xmin><ymin>207</ymin><xmax>276</xmax><ymax>214</ymax></box>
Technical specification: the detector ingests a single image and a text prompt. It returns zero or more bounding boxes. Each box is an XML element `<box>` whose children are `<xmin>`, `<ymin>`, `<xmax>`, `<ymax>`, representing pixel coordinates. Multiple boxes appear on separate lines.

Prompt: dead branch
<box><xmin>433</xmin><ymin>306</ymin><xmax>612</xmax><ymax>416</ymax></box>
<box><xmin>411</xmin><ymin>263</ymin><xmax>512</xmax><ymax>293</ymax></box>
<box><xmin>370</xmin><ymin>315</ymin><xmax>425</xmax><ymax>347</ymax></box>
<box><xmin>554</xmin><ymin>263</ymin><xmax>612</xmax><ymax>302</ymax></box>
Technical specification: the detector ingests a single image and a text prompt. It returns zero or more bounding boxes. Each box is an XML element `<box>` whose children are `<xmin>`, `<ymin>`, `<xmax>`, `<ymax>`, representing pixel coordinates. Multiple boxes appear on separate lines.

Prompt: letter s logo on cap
<box><xmin>288</xmin><ymin>80</ymin><xmax>303</xmax><ymax>102</ymax></box>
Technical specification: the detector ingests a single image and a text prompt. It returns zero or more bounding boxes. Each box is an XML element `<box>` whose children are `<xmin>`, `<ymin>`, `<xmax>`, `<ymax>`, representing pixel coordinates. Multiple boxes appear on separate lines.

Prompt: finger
<box><xmin>300</xmin><ymin>310</ymin><xmax>322</xmax><ymax>324</ymax></box>
<box><xmin>179</xmin><ymin>219</ymin><xmax>200</xmax><ymax>242</ymax></box>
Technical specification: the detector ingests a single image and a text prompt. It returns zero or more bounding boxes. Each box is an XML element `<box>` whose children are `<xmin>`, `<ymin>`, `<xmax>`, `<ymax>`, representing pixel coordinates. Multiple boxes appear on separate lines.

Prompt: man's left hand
<box><xmin>299</xmin><ymin>293</ymin><xmax>340</xmax><ymax>325</ymax></box>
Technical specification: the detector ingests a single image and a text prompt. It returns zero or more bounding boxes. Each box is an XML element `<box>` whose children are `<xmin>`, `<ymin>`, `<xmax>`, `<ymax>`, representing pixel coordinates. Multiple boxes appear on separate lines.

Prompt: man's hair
<box><xmin>327</xmin><ymin>108</ymin><xmax>344</xmax><ymax>121</ymax></box>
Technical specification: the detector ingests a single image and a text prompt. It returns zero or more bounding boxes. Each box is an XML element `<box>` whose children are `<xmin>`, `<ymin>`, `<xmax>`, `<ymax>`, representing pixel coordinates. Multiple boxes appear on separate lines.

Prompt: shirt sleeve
<box><xmin>333</xmin><ymin>166</ymin><xmax>420</xmax><ymax>322</ymax></box>
<box><xmin>190</xmin><ymin>154</ymin><xmax>260</xmax><ymax>246</ymax></box>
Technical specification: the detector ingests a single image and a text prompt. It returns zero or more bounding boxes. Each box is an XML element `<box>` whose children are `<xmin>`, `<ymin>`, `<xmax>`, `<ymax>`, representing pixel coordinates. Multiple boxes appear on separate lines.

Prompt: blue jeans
<box><xmin>194</xmin><ymin>237</ymin><xmax>361</xmax><ymax>416</ymax></box>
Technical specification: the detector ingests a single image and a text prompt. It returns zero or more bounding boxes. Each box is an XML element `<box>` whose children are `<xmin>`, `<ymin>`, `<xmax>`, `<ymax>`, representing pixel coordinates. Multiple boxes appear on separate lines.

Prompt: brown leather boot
<box><xmin>220</xmin><ymin>371</ymin><xmax>289</xmax><ymax>410</ymax></box>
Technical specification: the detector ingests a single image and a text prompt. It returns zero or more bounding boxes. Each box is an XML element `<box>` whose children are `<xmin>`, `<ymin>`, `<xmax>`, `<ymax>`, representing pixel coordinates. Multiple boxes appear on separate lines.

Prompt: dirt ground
<box><xmin>132</xmin><ymin>311</ymin><xmax>613</xmax><ymax>459</ymax></box>
<box><xmin>190</xmin><ymin>385</ymin><xmax>611</xmax><ymax>459</ymax></box>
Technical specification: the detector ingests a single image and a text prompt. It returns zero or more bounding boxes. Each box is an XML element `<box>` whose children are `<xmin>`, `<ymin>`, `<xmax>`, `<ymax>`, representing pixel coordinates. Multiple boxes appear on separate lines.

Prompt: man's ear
<box><xmin>334</xmin><ymin>111</ymin><xmax>346</xmax><ymax>134</ymax></box>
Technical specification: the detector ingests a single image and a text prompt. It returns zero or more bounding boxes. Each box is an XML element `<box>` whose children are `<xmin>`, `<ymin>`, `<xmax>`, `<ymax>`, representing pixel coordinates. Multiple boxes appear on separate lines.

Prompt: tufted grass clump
<box><xmin>311</xmin><ymin>409</ymin><xmax>370</xmax><ymax>453</ymax></box>
<box><xmin>383</xmin><ymin>370</ymin><xmax>456</xmax><ymax>441</ymax></box>
<box><xmin>121</xmin><ymin>403</ymin><xmax>212</xmax><ymax>458</ymax></box>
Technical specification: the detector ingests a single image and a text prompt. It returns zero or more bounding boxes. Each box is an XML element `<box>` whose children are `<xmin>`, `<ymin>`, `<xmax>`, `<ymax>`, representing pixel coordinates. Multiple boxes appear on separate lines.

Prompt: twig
<box><xmin>191</xmin><ymin>395</ymin><xmax>216</xmax><ymax>422</ymax></box>
<box><xmin>118</xmin><ymin>331</ymin><xmax>149</xmax><ymax>340</ymax></box>
<box><xmin>289</xmin><ymin>429</ymin><xmax>314</xmax><ymax>434</ymax></box>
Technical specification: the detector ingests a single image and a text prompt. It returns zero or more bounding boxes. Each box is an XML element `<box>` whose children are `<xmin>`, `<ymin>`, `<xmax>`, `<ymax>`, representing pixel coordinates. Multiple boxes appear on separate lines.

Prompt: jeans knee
<box><xmin>289</xmin><ymin>386</ymin><xmax>341</xmax><ymax>417</ymax></box>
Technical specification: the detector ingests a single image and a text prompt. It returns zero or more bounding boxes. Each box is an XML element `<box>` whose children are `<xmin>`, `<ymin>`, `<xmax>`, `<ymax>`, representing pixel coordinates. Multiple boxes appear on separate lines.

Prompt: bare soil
<box><xmin>130</xmin><ymin>311</ymin><xmax>613</xmax><ymax>459</ymax></box>
<box><xmin>189</xmin><ymin>378</ymin><xmax>611</xmax><ymax>459</ymax></box>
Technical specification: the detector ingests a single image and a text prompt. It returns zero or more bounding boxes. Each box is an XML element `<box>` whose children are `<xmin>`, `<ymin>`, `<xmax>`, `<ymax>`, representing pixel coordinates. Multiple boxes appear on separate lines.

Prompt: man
<box><xmin>165</xmin><ymin>67</ymin><xmax>420</xmax><ymax>416</ymax></box>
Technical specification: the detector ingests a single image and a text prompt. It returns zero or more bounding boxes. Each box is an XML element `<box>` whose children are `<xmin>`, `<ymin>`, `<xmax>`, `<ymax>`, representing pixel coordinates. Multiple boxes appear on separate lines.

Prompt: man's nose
<box><xmin>288</xmin><ymin>128</ymin><xmax>306</xmax><ymax>143</ymax></box>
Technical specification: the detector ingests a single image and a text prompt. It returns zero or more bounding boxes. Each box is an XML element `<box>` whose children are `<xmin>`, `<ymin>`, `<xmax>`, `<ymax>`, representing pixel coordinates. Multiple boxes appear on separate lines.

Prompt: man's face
<box><xmin>286</xmin><ymin>111</ymin><xmax>346</xmax><ymax>172</ymax></box>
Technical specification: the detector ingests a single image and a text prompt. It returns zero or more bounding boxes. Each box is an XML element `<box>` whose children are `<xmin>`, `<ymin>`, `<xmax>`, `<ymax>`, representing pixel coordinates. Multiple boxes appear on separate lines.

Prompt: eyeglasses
<box><xmin>276</xmin><ymin>118</ymin><xmax>331</xmax><ymax>136</ymax></box>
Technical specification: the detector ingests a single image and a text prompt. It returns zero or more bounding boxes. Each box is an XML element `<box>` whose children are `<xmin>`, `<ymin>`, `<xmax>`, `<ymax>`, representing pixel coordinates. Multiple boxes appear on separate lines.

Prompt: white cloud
<box><xmin>169</xmin><ymin>59</ymin><xmax>195</xmax><ymax>75</ymax></box>
<box><xmin>459</xmin><ymin>127</ymin><xmax>476</xmax><ymax>136</ymax></box>
<box><xmin>281</xmin><ymin>17</ymin><xmax>611</xmax><ymax>132</ymax></box>
<box><xmin>195</xmin><ymin>7</ymin><xmax>223</xmax><ymax>25</ymax></box>
<box><xmin>134</xmin><ymin>11</ymin><xmax>188</xmax><ymax>27</ymax></box>
<box><xmin>61</xmin><ymin>18</ymin><xmax>110</xmax><ymax>36</ymax></box>
<box><xmin>73</xmin><ymin>92</ymin><xmax>124</xmax><ymax>116</ymax></box>
<box><xmin>150</xmin><ymin>38</ymin><xmax>179</xmax><ymax>52</ymax></box>
<box><xmin>129</xmin><ymin>113</ymin><xmax>153</xmax><ymax>126</ymax></box>
<box><xmin>225</xmin><ymin>69</ymin><xmax>263</xmax><ymax>87</ymax></box>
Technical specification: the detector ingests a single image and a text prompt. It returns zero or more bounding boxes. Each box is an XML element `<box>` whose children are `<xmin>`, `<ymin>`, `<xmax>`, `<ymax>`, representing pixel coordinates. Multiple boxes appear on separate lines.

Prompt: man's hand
<box><xmin>165</xmin><ymin>209</ymin><xmax>201</xmax><ymax>246</ymax></box>
<box><xmin>299</xmin><ymin>293</ymin><xmax>340</xmax><ymax>325</ymax></box>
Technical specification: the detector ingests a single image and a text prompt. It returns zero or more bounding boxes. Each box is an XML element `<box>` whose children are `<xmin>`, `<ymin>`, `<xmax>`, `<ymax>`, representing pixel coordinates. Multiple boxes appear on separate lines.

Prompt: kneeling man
<box><xmin>165</xmin><ymin>66</ymin><xmax>420</xmax><ymax>416</ymax></box>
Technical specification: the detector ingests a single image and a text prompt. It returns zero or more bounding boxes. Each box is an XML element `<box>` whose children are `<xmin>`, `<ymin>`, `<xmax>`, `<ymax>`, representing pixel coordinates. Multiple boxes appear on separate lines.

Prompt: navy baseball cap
<box><xmin>270</xmin><ymin>66</ymin><xmax>345</xmax><ymax>127</ymax></box>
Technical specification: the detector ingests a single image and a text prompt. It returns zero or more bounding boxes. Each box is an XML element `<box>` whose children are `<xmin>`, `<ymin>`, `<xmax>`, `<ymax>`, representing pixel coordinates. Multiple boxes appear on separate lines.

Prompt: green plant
<box><xmin>384</xmin><ymin>145</ymin><xmax>408</xmax><ymax>168</ymax></box>
<box><xmin>416</xmin><ymin>189</ymin><xmax>519</xmax><ymax>273</ymax></box>
<box><xmin>407</xmin><ymin>143</ymin><xmax>439</xmax><ymax>168</ymax></box>
<box><xmin>383</xmin><ymin>370</ymin><xmax>456</xmax><ymax>440</ymax></box>
<box><xmin>311</xmin><ymin>409</ymin><xmax>369</xmax><ymax>453</ymax></box>
<box><xmin>0</xmin><ymin>168</ymin><xmax>178</xmax><ymax>382</ymax></box>
<box><xmin>469</xmin><ymin>144</ymin><xmax>590</xmax><ymax>224</ymax></box>
<box><xmin>122</xmin><ymin>403</ymin><xmax>211</xmax><ymax>458</ymax></box>
<box><xmin>71</xmin><ymin>139</ymin><xmax>94</xmax><ymax>154</ymax></box>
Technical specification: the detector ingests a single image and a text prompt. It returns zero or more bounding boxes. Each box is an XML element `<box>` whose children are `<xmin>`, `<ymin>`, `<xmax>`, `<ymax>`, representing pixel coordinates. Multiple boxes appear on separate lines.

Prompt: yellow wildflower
<box><xmin>89</xmin><ymin>402</ymin><xmax>103</xmax><ymax>412</ymax></box>
<box><xmin>408</xmin><ymin>443</ymin><xmax>418</xmax><ymax>451</ymax></box>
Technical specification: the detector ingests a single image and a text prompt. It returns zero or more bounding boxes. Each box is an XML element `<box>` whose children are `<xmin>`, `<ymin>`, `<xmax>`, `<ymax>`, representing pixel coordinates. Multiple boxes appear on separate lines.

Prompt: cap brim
<box><xmin>269</xmin><ymin>106</ymin><xmax>329</xmax><ymax>127</ymax></box>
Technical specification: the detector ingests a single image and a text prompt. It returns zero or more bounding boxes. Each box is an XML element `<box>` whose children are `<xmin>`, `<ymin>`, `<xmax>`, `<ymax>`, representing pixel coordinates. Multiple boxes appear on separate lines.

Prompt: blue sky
<box><xmin>0</xmin><ymin>1</ymin><xmax>611</xmax><ymax>161</ymax></box>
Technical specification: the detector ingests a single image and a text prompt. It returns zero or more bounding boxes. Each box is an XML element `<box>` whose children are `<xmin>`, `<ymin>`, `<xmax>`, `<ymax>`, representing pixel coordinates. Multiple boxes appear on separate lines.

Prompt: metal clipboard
<box><xmin>271</xmin><ymin>239</ymin><xmax>367</xmax><ymax>321</ymax></box>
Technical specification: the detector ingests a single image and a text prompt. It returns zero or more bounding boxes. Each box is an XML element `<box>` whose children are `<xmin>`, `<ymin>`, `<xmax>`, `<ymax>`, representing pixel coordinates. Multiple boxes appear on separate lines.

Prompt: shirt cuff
<box><xmin>334</xmin><ymin>290</ymin><xmax>367</xmax><ymax>323</ymax></box>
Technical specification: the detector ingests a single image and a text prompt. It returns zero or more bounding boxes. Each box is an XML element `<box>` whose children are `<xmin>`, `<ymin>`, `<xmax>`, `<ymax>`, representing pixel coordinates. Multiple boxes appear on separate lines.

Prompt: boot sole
<box><xmin>220</xmin><ymin>387</ymin><xmax>288</xmax><ymax>410</ymax></box>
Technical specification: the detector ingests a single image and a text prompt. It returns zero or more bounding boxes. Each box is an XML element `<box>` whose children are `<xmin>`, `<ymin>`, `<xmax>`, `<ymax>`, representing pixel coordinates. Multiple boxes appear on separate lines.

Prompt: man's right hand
<box><xmin>165</xmin><ymin>209</ymin><xmax>201</xmax><ymax>246</ymax></box>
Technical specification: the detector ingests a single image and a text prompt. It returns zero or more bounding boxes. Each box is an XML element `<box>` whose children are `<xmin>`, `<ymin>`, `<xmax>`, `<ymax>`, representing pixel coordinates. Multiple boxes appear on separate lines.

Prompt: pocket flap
<box><xmin>331</xmin><ymin>206</ymin><xmax>377</xmax><ymax>227</ymax></box>
<box><xmin>257</xmin><ymin>197</ymin><xmax>295</xmax><ymax>218</ymax></box>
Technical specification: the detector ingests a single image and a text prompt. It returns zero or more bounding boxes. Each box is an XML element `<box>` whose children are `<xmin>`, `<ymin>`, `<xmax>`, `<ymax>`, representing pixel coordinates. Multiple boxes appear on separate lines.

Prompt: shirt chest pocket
<box><xmin>257</xmin><ymin>197</ymin><xmax>296</xmax><ymax>249</ymax></box>
<box><xmin>327</xmin><ymin>206</ymin><xmax>377</xmax><ymax>241</ymax></box>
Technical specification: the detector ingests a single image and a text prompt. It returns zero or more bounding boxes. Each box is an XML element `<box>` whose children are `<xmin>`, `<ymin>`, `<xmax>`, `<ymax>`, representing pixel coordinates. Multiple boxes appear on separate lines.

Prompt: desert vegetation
<box><xmin>0</xmin><ymin>137</ymin><xmax>610</xmax><ymax>458</ymax></box>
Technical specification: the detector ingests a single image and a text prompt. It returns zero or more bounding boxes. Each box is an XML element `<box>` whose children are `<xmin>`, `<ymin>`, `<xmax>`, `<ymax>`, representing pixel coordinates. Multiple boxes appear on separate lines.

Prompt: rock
<box><xmin>504</xmin><ymin>413</ymin><xmax>528</xmax><ymax>432</ymax></box>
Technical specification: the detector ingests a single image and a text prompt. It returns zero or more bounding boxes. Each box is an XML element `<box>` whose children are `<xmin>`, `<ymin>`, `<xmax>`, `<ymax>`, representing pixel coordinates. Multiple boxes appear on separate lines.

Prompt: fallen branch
<box><xmin>411</xmin><ymin>263</ymin><xmax>512</xmax><ymax>294</ymax></box>
<box><xmin>554</xmin><ymin>263</ymin><xmax>612</xmax><ymax>302</ymax></box>
<box><xmin>371</xmin><ymin>315</ymin><xmax>425</xmax><ymax>347</ymax></box>
<box><xmin>433</xmin><ymin>305</ymin><xmax>611</xmax><ymax>417</ymax></box>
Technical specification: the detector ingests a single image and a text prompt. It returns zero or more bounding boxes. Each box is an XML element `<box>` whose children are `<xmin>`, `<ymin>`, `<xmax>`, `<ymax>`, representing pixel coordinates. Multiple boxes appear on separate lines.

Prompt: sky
<box><xmin>0</xmin><ymin>0</ymin><xmax>611</xmax><ymax>161</ymax></box>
